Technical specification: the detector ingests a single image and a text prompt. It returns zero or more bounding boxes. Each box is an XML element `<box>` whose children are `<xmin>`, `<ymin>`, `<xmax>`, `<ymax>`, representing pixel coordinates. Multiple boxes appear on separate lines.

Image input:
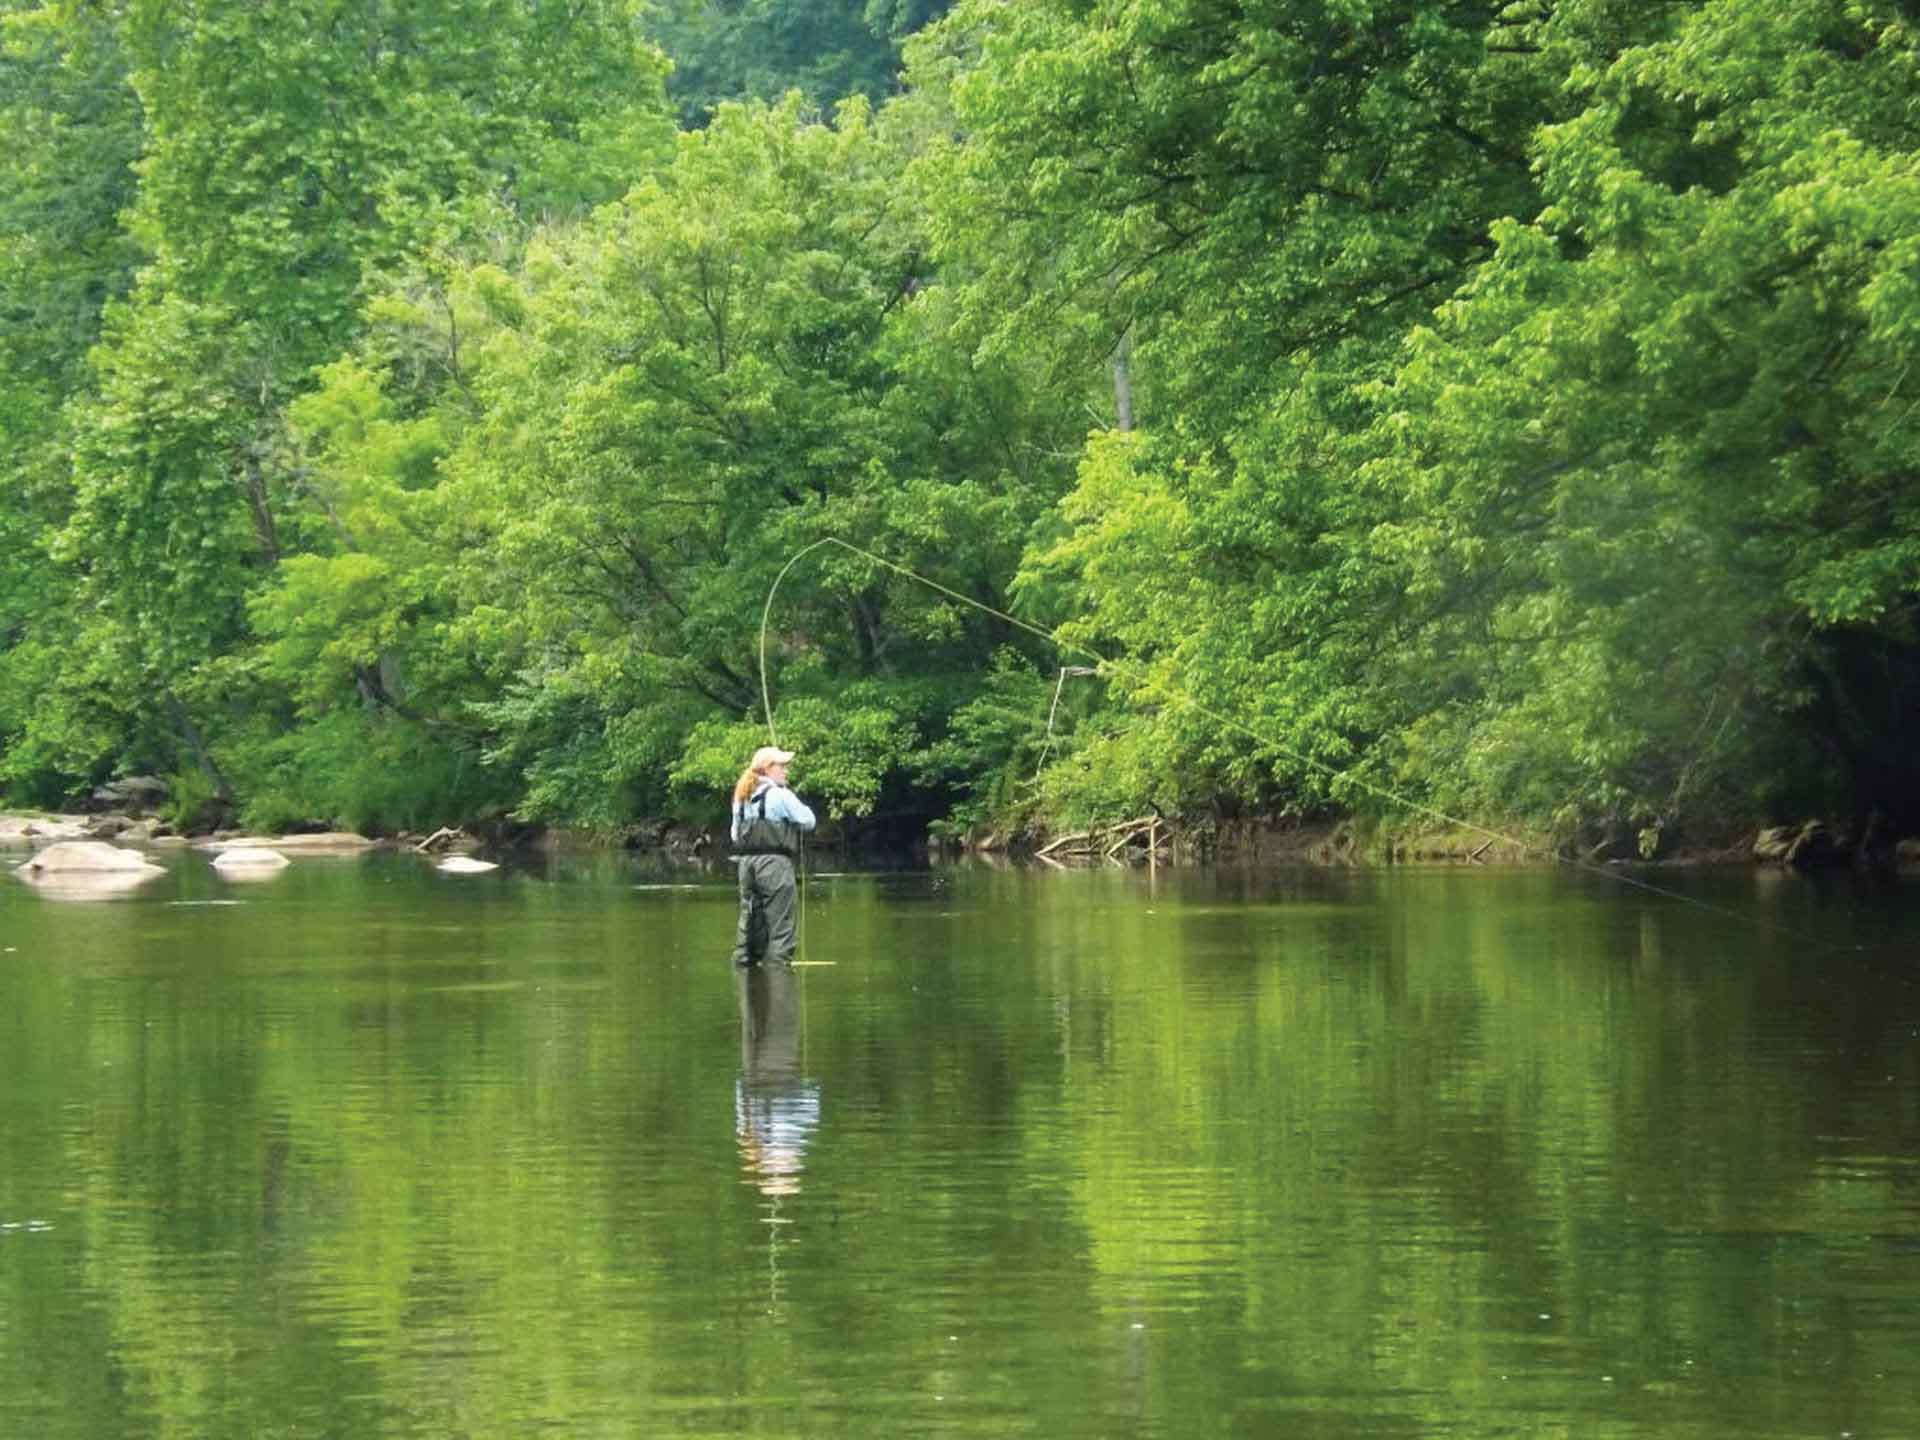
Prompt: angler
<box><xmin>729</xmin><ymin>745</ymin><xmax>816</xmax><ymax>967</ymax></box>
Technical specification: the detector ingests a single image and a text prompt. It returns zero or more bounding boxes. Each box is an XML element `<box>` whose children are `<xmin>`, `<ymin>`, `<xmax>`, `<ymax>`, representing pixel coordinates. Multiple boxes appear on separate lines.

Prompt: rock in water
<box><xmin>436</xmin><ymin>856</ymin><xmax>499</xmax><ymax>874</ymax></box>
<box><xmin>16</xmin><ymin>840</ymin><xmax>161</xmax><ymax>874</ymax></box>
<box><xmin>199</xmin><ymin>832</ymin><xmax>376</xmax><ymax>853</ymax></box>
<box><xmin>14</xmin><ymin>841</ymin><xmax>166</xmax><ymax>899</ymax></box>
<box><xmin>211</xmin><ymin>848</ymin><xmax>291</xmax><ymax>871</ymax></box>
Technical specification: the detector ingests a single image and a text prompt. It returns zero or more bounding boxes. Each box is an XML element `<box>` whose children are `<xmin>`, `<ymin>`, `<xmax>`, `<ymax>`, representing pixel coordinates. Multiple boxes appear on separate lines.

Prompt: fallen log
<box><xmin>1036</xmin><ymin>830</ymin><xmax>1094</xmax><ymax>858</ymax></box>
<box><xmin>1040</xmin><ymin>817</ymin><xmax>1161</xmax><ymax>861</ymax></box>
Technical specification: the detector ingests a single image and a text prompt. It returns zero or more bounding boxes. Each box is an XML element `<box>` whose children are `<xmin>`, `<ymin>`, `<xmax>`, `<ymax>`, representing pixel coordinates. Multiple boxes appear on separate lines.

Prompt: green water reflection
<box><xmin>2</xmin><ymin>851</ymin><xmax>1917</xmax><ymax>1437</ymax></box>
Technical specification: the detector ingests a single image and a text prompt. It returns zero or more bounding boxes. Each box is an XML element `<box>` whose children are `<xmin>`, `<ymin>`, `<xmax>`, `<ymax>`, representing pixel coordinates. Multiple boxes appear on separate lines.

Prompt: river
<box><xmin>3</xmin><ymin>848</ymin><xmax>1917</xmax><ymax>1437</ymax></box>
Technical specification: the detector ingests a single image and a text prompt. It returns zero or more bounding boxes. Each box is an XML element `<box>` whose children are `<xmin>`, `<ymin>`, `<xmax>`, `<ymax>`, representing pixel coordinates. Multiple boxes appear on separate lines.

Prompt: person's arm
<box><xmin>769</xmin><ymin>787</ymin><xmax>816</xmax><ymax>831</ymax></box>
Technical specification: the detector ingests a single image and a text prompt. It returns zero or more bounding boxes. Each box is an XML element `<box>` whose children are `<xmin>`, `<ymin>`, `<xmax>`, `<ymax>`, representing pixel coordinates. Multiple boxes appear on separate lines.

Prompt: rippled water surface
<box><xmin>3</xmin><ymin>849</ymin><xmax>1918</xmax><ymax>1438</ymax></box>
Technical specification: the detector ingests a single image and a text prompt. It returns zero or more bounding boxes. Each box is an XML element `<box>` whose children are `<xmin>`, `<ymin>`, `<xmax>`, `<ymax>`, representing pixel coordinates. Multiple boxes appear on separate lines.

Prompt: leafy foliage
<box><xmin>4</xmin><ymin>0</ymin><xmax>1916</xmax><ymax>845</ymax></box>
<box><xmin>924</xmin><ymin>0</ymin><xmax>1920</xmax><ymax>843</ymax></box>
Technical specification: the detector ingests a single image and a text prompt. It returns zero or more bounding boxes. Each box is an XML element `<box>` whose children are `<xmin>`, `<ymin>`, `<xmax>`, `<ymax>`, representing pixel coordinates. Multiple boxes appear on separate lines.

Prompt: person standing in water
<box><xmin>730</xmin><ymin>745</ymin><xmax>817</xmax><ymax>967</ymax></box>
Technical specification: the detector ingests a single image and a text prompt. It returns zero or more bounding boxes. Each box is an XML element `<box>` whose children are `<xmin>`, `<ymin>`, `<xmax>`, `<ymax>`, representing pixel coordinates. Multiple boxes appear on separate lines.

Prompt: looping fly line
<box><xmin>758</xmin><ymin>537</ymin><xmax>1094</xmax><ymax>743</ymax></box>
<box><xmin>755</xmin><ymin>535</ymin><xmax>1869</xmax><ymax>952</ymax></box>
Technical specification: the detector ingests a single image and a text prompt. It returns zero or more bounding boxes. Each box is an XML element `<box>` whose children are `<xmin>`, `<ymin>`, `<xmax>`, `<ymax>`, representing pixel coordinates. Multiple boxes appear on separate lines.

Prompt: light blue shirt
<box><xmin>731</xmin><ymin>781</ymin><xmax>817</xmax><ymax>843</ymax></box>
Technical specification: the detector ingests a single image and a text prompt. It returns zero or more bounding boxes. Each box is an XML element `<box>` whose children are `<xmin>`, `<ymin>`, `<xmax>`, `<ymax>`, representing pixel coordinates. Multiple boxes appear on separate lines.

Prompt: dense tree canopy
<box><xmin>928</xmin><ymin>0</ymin><xmax>1920</xmax><ymax>846</ymax></box>
<box><xmin>2</xmin><ymin>0</ymin><xmax>1915</xmax><ymax>850</ymax></box>
<box><xmin>3</xmin><ymin>0</ymin><xmax>674</xmax><ymax>825</ymax></box>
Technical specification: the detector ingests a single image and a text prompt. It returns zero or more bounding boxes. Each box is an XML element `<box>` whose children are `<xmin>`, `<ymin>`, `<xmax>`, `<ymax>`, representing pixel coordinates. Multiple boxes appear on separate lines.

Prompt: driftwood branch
<box><xmin>1037</xmin><ymin>816</ymin><xmax>1171</xmax><ymax>863</ymax></box>
<box><xmin>1035</xmin><ymin>828</ymin><xmax>1093</xmax><ymax>858</ymax></box>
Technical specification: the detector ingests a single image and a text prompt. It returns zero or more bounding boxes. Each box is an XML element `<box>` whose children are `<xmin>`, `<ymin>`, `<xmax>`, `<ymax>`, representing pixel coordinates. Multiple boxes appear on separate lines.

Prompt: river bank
<box><xmin>8</xmin><ymin>807</ymin><xmax>1916</xmax><ymax>875</ymax></box>
<box><xmin>950</xmin><ymin>811</ymin><xmax>1920</xmax><ymax>872</ymax></box>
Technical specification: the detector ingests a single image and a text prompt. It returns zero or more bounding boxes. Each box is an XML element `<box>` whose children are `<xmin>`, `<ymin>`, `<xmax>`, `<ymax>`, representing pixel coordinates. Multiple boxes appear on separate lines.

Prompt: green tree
<box><xmin>341</xmin><ymin>96</ymin><xmax>1083</xmax><ymax>827</ymax></box>
<box><xmin>1354</xmin><ymin>0</ymin><xmax>1920</xmax><ymax>839</ymax></box>
<box><xmin>915</xmin><ymin>0</ymin><xmax>1573</xmax><ymax>437</ymax></box>
<box><xmin>962</xmin><ymin>0</ymin><xmax>1920</xmax><ymax>843</ymax></box>
<box><xmin>0</xmin><ymin>1</ymin><xmax>144</xmax><ymax>801</ymax></box>
<box><xmin>0</xmin><ymin>1</ymin><xmax>140</xmax><ymax>442</ymax></box>
<box><xmin>910</xmin><ymin>0</ymin><xmax>1608</xmax><ymax>827</ymax></box>
<box><xmin>21</xmin><ymin>0</ymin><xmax>670</xmax><ymax>817</ymax></box>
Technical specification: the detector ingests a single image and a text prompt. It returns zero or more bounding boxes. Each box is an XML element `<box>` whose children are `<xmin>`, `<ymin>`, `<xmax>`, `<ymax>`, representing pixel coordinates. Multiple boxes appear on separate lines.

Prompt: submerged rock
<box><xmin>198</xmin><ymin>832</ymin><xmax>378</xmax><ymax>853</ymax></box>
<box><xmin>211</xmin><ymin>847</ymin><xmax>291</xmax><ymax>872</ymax></box>
<box><xmin>436</xmin><ymin>856</ymin><xmax>499</xmax><ymax>874</ymax></box>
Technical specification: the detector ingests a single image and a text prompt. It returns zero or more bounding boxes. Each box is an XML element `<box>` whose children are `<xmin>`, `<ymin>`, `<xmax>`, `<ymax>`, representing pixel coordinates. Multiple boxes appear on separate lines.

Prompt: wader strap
<box><xmin>733</xmin><ymin>790</ymin><xmax>796</xmax><ymax>857</ymax></box>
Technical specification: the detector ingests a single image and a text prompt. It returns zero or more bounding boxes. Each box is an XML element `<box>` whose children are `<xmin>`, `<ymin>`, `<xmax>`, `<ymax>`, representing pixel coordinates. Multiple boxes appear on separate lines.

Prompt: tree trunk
<box><xmin>165</xmin><ymin>690</ymin><xmax>233</xmax><ymax>802</ymax></box>
<box><xmin>1111</xmin><ymin>324</ymin><xmax>1135</xmax><ymax>432</ymax></box>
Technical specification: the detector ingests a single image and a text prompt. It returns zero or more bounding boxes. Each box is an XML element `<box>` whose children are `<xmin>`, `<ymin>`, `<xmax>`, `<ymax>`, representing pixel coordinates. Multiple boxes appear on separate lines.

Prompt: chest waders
<box><xmin>732</xmin><ymin>791</ymin><xmax>800</xmax><ymax>966</ymax></box>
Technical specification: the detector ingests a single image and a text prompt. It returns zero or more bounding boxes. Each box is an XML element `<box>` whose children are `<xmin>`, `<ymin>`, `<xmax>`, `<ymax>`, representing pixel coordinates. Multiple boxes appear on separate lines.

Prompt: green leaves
<box><xmin>285</xmin><ymin>93</ymin><xmax>1083</xmax><ymax>831</ymax></box>
<box><xmin>927</xmin><ymin>0</ymin><xmax>1920</xmax><ymax>839</ymax></box>
<box><xmin>673</xmin><ymin>689</ymin><xmax>919</xmax><ymax>820</ymax></box>
<box><xmin>1</xmin><ymin>0</ymin><xmax>678</xmax><ymax>824</ymax></box>
<box><xmin>9</xmin><ymin>0</ymin><xmax>1916</xmax><ymax>840</ymax></box>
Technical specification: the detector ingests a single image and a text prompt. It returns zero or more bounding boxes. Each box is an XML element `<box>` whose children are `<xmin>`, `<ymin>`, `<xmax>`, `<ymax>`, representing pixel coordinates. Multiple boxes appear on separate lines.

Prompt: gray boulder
<box><xmin>86</xmin><ymin>776</ymin><xmax>169</xmax><ymax>816</ymax></box>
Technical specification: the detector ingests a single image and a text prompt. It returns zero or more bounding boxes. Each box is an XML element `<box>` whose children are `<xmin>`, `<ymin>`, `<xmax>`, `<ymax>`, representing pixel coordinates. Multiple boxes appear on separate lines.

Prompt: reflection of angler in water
<box><xmin>735</xmin><ymin>962</ymin><xmax>821</xmax><ymax>1198</ymax></box>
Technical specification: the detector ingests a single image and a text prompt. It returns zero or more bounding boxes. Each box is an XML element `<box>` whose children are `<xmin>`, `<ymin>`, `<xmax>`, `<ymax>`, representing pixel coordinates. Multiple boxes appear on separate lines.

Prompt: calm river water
<box><xmin>2</xmin><ymin>848</ymin><xmax>1917</xmax><ymax>1438</ymax></box>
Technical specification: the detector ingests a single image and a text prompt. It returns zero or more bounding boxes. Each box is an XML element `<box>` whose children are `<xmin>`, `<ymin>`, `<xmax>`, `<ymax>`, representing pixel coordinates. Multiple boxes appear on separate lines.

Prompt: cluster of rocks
<box><xmin>8</xmin><ymin>819</ymin><xmax>509</xmax><ymax>898</ymax></box>
<box><xmin>0</xmin><ymin>776</ymin><xmax>188</xmax><ymax>848</ymax></box>
<box><xmin>0</xmin><ymin>811</ymin><xmax>178</xmax><ymax>845</ymax></box>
